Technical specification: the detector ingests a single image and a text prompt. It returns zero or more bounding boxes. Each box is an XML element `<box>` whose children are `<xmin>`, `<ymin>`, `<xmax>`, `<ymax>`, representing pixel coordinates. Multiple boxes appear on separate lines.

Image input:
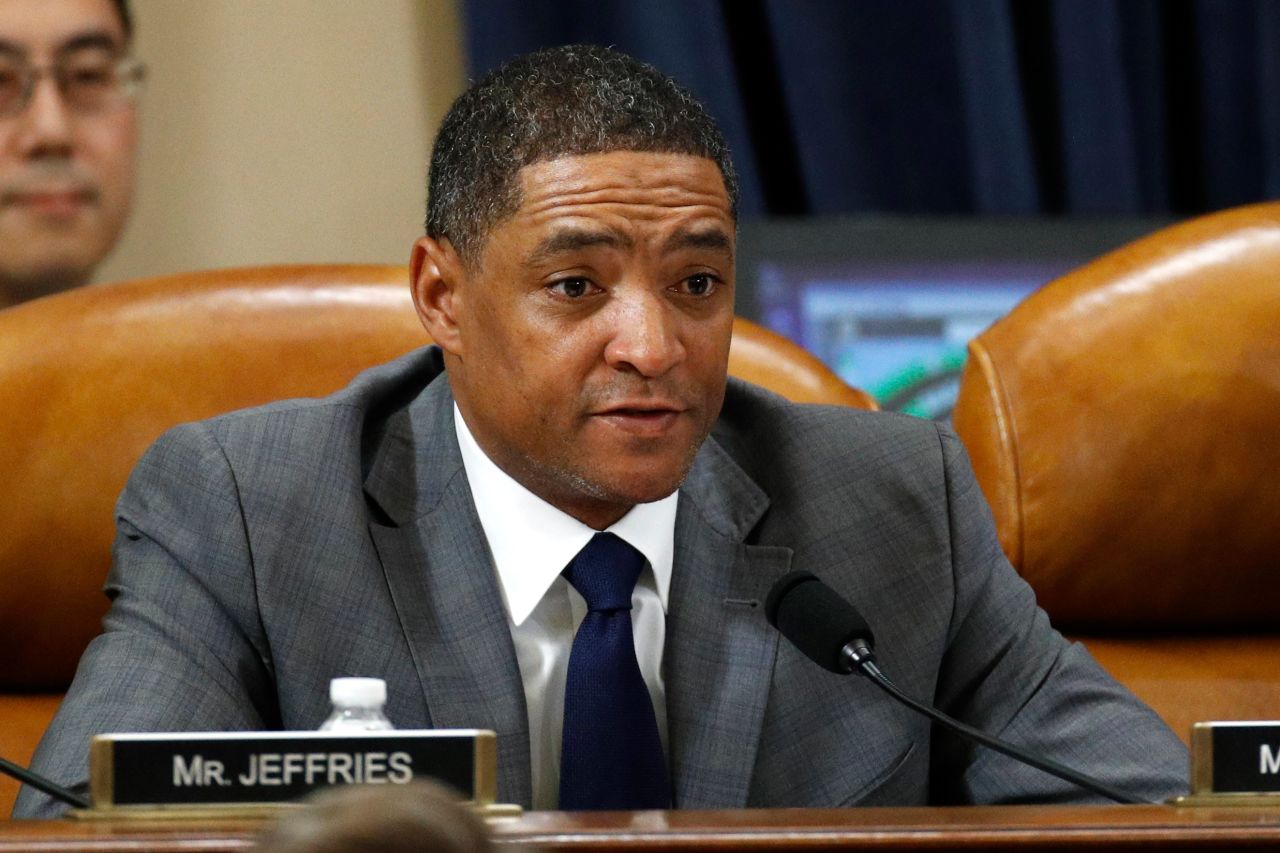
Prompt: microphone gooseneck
<box><xmin>0</xmin><ymin>756</ymin><xmax>90</xmax><ymax>809</ymax></box>
<box><xmin>765</xmin><ymin>571</ymin><xmax>1145</xmax><ymax>806</ymax></box>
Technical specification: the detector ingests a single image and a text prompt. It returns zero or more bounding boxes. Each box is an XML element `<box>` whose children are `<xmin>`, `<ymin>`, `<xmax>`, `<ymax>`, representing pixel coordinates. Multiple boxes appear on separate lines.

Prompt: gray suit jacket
<box><xmin>16</xmin><ymin>347</ymin><xmax>1187</xmax><ymax>817</ymax></box>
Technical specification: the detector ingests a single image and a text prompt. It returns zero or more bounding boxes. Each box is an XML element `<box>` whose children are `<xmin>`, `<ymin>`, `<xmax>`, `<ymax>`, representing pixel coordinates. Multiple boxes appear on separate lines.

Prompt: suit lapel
<box><xmin>364</xmin><ymin>376</ymin><xmax>532</xmax><ymax>808</ymax></box>
<box><xmin>358</xmin><ymin>371</ymin><xmax>789</xmax><ymax>810</ymax></box>
<box><xmin>666</xmin><ymin>437</ymin><xmax>791</xmax><ymax>809</ymax></box>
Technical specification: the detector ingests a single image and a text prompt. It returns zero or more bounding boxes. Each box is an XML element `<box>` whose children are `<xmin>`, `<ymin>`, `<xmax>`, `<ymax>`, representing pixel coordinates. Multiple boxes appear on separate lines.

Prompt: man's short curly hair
<box><xmin>425</xmin><ymin>44</ymin><xmax>738</xmax><ymax>265</ymax></box>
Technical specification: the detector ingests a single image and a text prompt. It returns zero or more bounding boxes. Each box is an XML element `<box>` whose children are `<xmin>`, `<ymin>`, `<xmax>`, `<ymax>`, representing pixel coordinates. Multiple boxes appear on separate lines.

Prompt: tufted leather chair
<box><xmin>953</xmin><ymin>203</ymin><xmax>1280</xmax><ymax>744</ymax></box>
<box><xmin>0</xmin><ymin>264</ymin><xmax>874</xmax><ymax>813</ymax></box>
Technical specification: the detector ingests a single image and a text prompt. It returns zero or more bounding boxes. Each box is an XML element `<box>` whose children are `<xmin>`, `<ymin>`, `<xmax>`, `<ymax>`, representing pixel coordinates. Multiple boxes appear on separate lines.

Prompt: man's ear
<box><xmin>410</xmin><ymin>235</ymin><xmax>467</xmax><ymax>356</ymax></box>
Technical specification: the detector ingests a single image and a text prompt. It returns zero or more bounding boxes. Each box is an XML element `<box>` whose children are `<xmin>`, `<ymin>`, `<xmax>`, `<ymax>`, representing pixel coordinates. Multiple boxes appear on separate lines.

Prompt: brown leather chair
<box><xmin>953</xmin><ymin>203</ymin><xmax>1280</xmax><ymax>745</ymax></box>
<box><xmin>0</xmin><ymin>264</ymin><xmax>874</xmax><ymax>813</ymax></box>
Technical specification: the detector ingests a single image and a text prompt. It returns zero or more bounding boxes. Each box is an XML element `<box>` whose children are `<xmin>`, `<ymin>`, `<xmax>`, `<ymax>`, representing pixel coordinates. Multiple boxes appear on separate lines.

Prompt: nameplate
<box><xmin>1191</xmin><ymin>722</ymin><xmax>1280</xmax><ymax>796</ymax></box>
<box><xmin>89</xmin><ymin>730</ymin><xmax>496</xmax><ymax>810</ymax></box>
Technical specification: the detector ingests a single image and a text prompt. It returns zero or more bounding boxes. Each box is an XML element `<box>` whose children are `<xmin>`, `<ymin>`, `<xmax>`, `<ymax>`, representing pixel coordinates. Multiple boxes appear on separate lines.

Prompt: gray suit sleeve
<box><xmin>927</xmin><ymin>426</ymin><xmax>1188</xmax><ymax>804</ymax></box>
<box><xmin>13</xmin><ymin>423</ymin><xmax>277</xmax><ymax>818</ymax></box>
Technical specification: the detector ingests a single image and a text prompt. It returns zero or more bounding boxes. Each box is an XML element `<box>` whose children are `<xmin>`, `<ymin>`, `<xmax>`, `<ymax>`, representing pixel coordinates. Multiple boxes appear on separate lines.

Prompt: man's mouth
<box><xmin>592</xmin><ymin>403</ymin><xmax>688</xmax><ymax>437</ymax></box>
<box><xmin>2</xmin><ymin>186</ymin><xmax>97</xmax><ymax>219</ymax></box>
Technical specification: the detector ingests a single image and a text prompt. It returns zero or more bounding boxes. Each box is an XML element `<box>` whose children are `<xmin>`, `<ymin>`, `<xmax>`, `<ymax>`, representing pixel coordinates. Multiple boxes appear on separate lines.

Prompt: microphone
<box><xmin>0</xmin><ymin>755</ymin><xmax>90</xmax><ymax>810</ymax></box>
<box><xmin>764</xmin><ymin>571</ymin><xmax>1145</xmax><ymax>805</ymax></box>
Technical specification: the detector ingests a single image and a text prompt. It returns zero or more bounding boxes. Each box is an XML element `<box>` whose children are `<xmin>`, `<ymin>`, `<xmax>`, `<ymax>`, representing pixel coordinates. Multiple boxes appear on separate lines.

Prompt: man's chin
<box><xmin>551</xmin><ymin>469</ymin><xmax>686</xmax><ymax>529</ymax></box>
<box><xmin>0</xmin><ymin>258</ymin><xmax>96</xmax><ymax>303</ymax></box>
<box><xmin>596</xmin><ymin>471</ymin><xmax>688</xmax><ymax>506</ymax></box>
<box><xmin>611</xmin><ymin>480</ymin><xmax>682</xmax><ymax>508</ymax></box>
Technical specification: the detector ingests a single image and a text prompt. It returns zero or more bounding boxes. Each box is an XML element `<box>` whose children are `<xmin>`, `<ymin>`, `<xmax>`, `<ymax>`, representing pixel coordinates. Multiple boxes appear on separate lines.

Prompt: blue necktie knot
<box><xmin>563</xmin><ymin>532</ymin><xmax>644</xmax><ymax>613</ymax></box>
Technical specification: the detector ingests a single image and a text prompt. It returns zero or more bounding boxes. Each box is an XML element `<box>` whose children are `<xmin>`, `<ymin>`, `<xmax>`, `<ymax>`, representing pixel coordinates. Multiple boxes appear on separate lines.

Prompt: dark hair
<box><xmin>110</xmin><ymin>0</ymin><xmax>133</xmax><ymax>43</ymax></box>
<box><xmin>425</xmin><ymin>44</ymin><xmax>738</xmax><ymax>264</ymax></box>
<box><xmin>250</xmin><ymin>781</ymin><xmax>507</xmax><ymax>853</ymax></box>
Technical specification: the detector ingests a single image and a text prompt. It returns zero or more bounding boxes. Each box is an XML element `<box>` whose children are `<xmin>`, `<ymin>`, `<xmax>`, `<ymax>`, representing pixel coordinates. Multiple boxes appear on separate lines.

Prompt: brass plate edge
<box><xmin>1191</xmin><ymin>723</ymin><xmax>1214</xmax><ymax>794</ymax></box>
<box><xmin>1175</xmin><ymin>792</ymin><xmax>1280</xmax><ymax>808</ymax></box>
<box><xmin>473</xmin><ymin>730</ymin><xmax>497</xmax><ymax>805</ymax></box>
<box><xmin>478</xmin><ymin>803</ymin><xmax>523</xmax><ymax>819</ymax></box>
<box><xmin>89</xmin><ymin>736</ymin><xmax>114</xmax><ymax>809</ymax></box>
<box><xmin>69</xmin><ymin>803</ymin><xmax>301</xmax><ymax>821</ymax></box>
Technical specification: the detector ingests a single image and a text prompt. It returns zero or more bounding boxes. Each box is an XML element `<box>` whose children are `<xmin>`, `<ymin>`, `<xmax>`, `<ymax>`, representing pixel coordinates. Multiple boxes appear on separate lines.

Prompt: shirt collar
<box><xmin>454</xmin><ymin>404</ymin><xmax>677</xmax><ymax>626</ymax></box>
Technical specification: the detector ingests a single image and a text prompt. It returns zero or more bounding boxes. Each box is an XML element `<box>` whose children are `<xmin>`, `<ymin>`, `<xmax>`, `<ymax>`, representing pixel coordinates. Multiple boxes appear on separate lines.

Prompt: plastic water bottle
<box><xmin>319</xmin><ymin>677</ymin><xmax>395</xmax><ymax>731</ymax></box>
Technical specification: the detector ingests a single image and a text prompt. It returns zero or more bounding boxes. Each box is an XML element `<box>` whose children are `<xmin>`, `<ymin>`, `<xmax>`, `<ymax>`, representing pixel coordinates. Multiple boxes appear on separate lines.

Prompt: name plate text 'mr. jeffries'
<box><xmin>89</xmin><ymin>730</ymin><xmax>496</xmax><ymax>810</ymax></box>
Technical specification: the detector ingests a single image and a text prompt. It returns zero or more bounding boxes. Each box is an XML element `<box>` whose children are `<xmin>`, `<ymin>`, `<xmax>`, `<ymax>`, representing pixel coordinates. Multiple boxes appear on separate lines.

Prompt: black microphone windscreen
<box><xmin>765</xmin><ymin>571</ymin><xmax>875</xmax><ymax>674</ymax></box>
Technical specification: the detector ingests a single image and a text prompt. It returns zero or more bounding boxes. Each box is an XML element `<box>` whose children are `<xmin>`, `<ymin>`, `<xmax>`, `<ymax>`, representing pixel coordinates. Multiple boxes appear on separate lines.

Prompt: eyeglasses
<box><xmin>0</xmin><ymin>53</ymin><xmax>146</xmax><ymax>118</ymax></box>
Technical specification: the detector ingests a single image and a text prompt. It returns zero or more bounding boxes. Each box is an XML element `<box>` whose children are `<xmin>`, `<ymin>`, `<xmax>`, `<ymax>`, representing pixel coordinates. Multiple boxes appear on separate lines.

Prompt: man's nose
<box><xmin>14</xmin><ymin>76</ymin><xmax>75</xmax><ymax>157</ymax></box>
<box><xmin>603</xmin><ymin>291</ymin><xmax>687</xmax><ymax>378</ymax></box>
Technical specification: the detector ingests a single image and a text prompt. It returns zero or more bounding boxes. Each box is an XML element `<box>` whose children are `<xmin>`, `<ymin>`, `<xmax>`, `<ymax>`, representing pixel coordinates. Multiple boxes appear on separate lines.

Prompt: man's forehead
<box><xmin>455</xmin><ymin>151</ymin><xmax>734</xmax><ymax>269</ymax></box>
<box><xmin>507</xmin><ymin>152</ymin><xmax>735</xmax><ymax>241</ymax></box>
<box><xmin>0</xmin><ymin>0</ymin><xmax>125</xmax><ymax>56</ymax></box>
<box><xmin>516</xmin><ymin>151</ymin><xmax>729</xmax><ymax>198</ymax></box>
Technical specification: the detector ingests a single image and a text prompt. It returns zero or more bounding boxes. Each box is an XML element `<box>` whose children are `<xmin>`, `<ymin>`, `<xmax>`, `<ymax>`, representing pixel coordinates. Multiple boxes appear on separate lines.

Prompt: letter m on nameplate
<box><xmin>1261</xmin><ymin>745</ymin><xmax>1280</xmax><ymax>775</ymax></box>
<box><xmin>88</xmin><ymin>730</ymin><xmax>497</xmax><ymax>810</ymax></box>
<box><xmin>173</xmin><ymin>754</ymin><xmax>201</xmax><ymax>787</ymax></box>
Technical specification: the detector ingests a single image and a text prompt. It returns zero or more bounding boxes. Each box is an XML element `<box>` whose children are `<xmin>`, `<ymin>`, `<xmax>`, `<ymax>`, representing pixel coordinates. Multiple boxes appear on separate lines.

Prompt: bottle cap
<box><xmin>329</xmin><ymin>677</ymin><xmax>387</xmax><ymax>707</ymax></box>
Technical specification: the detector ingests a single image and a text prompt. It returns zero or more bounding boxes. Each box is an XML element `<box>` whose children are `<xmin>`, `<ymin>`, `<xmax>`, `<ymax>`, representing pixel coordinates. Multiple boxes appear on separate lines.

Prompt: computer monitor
<box><xmin>736</xmin><ymin>217</ymin><xmax>1167</xmax><ymax>420</ymax></box>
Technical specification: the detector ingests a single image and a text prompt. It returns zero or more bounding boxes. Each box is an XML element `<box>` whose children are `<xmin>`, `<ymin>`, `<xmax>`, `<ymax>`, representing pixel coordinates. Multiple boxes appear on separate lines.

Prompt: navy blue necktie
<box><xmin>558</xmin><ymin>532</ymin><xmax>672</xmax><ymax>810</ymax></box>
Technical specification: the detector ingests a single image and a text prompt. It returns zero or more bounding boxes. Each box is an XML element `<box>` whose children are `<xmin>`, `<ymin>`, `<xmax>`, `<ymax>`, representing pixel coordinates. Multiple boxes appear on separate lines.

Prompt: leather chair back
<box><xmin>0</xmin><ymin>264</ymin><xmax>873</xmax><ymax>813</ymax></box>
<box><xmin>953</xmin><ymin>203</ymin><xmax>1280</xmax><ymax>742</ymax></box>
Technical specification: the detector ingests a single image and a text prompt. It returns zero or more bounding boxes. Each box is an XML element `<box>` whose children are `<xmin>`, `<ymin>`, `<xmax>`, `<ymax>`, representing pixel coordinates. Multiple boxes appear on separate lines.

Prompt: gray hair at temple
<box><xmin>425</xmin><ymin>44</ymin><xmax>739</xmax><ymax>266</ymax></box>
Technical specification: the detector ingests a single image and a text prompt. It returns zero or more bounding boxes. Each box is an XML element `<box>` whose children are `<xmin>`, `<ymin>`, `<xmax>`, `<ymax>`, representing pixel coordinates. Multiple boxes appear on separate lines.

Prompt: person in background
<box><xmin>250</xmin><ymin>781</ymin><xmax>518</xmax><ymax>853</ymax></box>
<box><xmin>0</xmin><ymin>0</ymin><xmax>141</xmax><ymax>310</ymax></box>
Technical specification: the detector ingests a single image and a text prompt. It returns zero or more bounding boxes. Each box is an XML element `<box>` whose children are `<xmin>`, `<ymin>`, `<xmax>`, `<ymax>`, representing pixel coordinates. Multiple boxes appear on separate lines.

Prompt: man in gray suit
<box><xmin>16</xmin><ymin>45</ymin><xmax>1187</xmax><ymax>818</ymax></box>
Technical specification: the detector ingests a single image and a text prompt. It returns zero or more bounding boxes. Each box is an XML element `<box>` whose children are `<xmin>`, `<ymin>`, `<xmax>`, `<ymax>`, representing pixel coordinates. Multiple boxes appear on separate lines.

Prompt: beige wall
<box><xmin>97</xmin><ymin>0</ymin><xmax>466</xmax><ymax>284</ymax></box>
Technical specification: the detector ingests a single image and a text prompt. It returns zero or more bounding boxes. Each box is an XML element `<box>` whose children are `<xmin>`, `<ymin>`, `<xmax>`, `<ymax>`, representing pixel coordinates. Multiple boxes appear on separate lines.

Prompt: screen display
<box><xmin>737</xmin><ymin>218</ymin><xmax>1166</xmax><ymax>420</ymax></box>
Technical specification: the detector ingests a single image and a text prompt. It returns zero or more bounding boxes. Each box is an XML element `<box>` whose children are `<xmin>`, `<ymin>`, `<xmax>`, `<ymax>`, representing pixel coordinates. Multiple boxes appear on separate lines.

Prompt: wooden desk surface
<box><xmin>6</xmin><ymin>805</ymin><xmax>1280</xmax><ymax>851</ymax></box>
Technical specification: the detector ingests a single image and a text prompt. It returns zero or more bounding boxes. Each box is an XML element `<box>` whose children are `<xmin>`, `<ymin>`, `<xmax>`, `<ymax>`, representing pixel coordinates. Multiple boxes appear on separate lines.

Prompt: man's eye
<box><xmin>67</xmin><ymin>67</ymin><xmax>113</xmax><ymax>88</ymax></box>
<box><xmin>549</xmin><ymin>278</ymin><xmax>594</xmax><ymax>298</ymax></box>
<box><xmin>678</xmin><ymin>274</ymin><xmax>718</xmax><ymax>296</ymax></box>
<box><xmin>0</xmin><ymin>67</ymin><xmax>20</xmax><ymax>90</ymax></box>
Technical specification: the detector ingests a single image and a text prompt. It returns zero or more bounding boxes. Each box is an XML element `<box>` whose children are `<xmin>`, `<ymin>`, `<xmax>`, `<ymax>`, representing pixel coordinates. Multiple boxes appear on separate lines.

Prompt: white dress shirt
<box><xmin>453</xmin><ymin>405</ymin><xmax>677</xmax><ymax>810</ymax></box>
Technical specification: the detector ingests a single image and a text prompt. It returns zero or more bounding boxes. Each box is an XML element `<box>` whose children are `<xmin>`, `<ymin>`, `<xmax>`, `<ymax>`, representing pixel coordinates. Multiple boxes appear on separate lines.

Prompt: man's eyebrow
<box><xmin>526</xmin><ymin>228</ymin><xmax>634</xmax><ymax>267</ymax></box>
<box><xmin>662</xmin><ymin>227</ymin><xmax>734</xmax><ymax>259</ymax></box>
<box><xmin>58</xmin><ymin>32</ymin><xmax>124</xmax><ymax>57</ymax></box>
<box><xmin>0</xmin><ymin>32</ymin><xmax>122</xmax><ymax>62</ymax></box>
